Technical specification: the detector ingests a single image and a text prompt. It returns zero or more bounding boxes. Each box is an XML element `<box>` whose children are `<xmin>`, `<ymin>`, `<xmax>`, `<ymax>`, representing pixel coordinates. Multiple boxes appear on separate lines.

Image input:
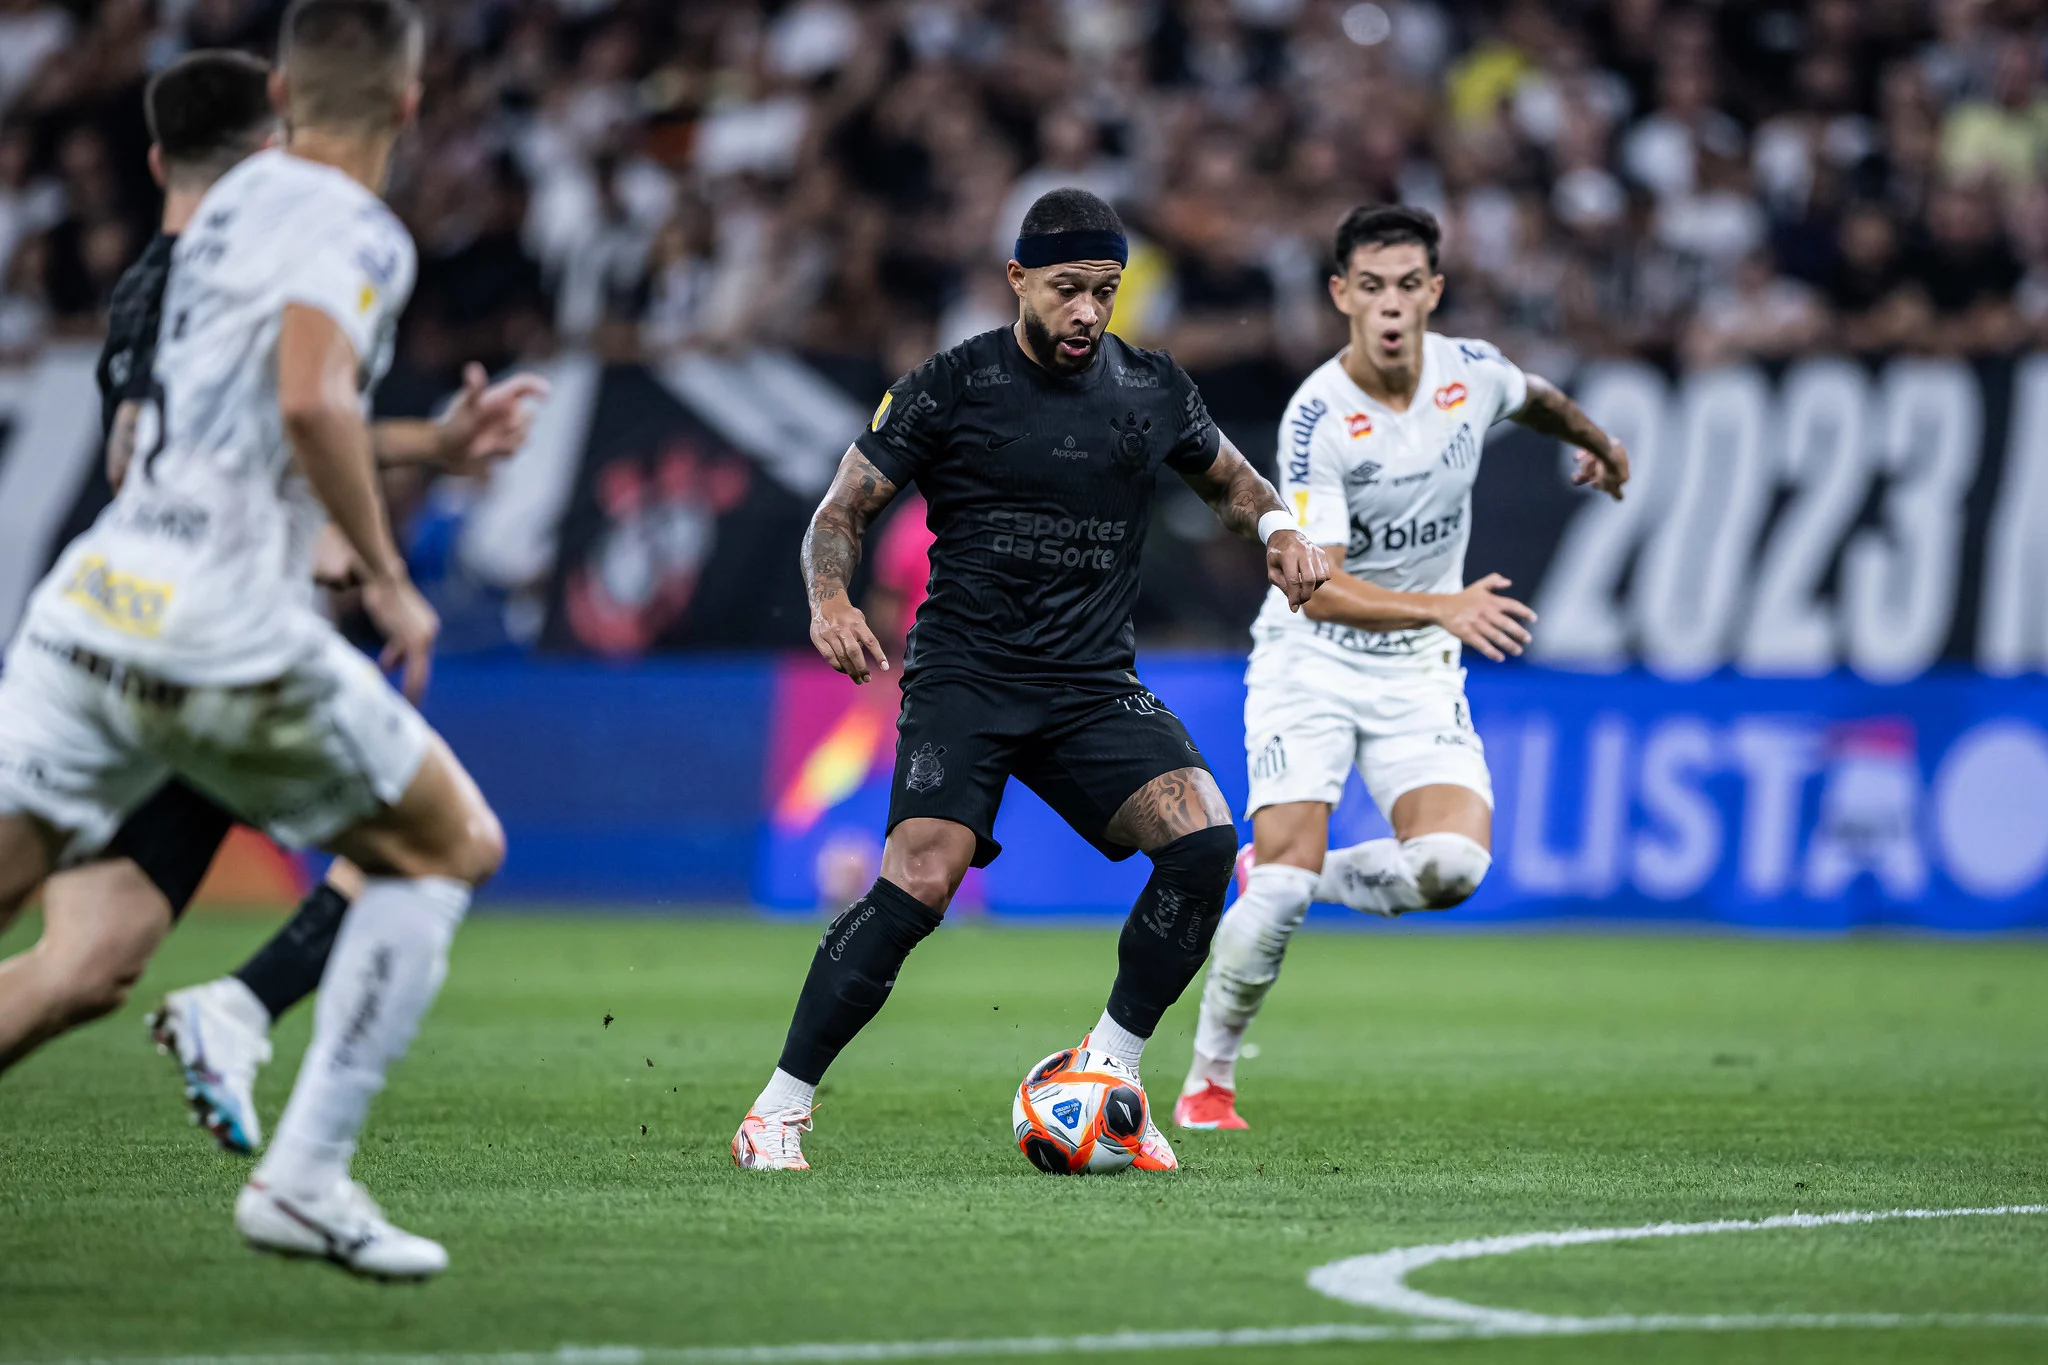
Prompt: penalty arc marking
<box><xmin>31</xmin><ymin>1206</ymin><xmax>2048</xmax><ymax>1365</ymax></box>
<box><xmin>1306</xmin><ymin>1202</ymin><xmax>2048</xmax><ymax>1335</ymax></box>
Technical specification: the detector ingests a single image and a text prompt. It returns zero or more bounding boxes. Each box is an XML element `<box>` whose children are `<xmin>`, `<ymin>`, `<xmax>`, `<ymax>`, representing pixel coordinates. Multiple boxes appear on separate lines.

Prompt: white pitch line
<box><xmin>23</xmin><ymin>1205</ymin><xmax>2048</xmax><ymax>1365</ymax></box>
<box><xmin>1306</xmin><ymin>1202</ymin><xmax>2048</xmax><ymax>1331</ymax></box>
<box><xmin>26</xmin><ymin>1314</ymin><xmax>2048</xmax><ymax>1365</ymax></box>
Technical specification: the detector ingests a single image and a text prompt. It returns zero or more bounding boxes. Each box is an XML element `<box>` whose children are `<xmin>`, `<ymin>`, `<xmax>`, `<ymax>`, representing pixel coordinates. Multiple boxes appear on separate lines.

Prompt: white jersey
<box><xmin>23</xmin><ymin>149</ymin><xmax>415</xmax><ymax>685</ymax></box>
<box><xmin>1252</xmin><ymin>332</ymin><xmax>1527</xmax><ymax>664</ymax></box>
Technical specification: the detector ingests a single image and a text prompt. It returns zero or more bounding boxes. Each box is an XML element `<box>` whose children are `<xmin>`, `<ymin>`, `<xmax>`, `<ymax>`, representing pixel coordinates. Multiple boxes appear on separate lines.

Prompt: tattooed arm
<box><xmin>1179</xmin><ymin>432</ymin><xmax>1332</xmax><ymax>611</ymax></box>
<box><xmin>1512</xmin><ymin>374</ymin><xmax>1629</xmax><ymax>501</ymax></box>
<box><xmin>803</xmin><ymin>443</ymin><xmax>902</xmax><ymax>683</ymax></box>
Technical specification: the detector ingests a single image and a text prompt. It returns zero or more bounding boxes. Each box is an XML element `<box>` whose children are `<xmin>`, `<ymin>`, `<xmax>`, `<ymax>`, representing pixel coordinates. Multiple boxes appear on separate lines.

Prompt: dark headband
<box><xmin>1013</xmin><ymin>229</ymin><xmax>1129</xmax><ymax>268</ymax></box>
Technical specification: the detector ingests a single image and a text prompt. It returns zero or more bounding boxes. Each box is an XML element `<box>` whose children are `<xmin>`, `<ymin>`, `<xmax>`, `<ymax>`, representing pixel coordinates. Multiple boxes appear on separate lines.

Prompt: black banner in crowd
<box><xmin>538</xmin><ymin>364</ymin><xmax>817</xmax><ymax>655</ymax></box>
<box><xmin>4</xmin><ymin>350</ymin><xmax>2043</xmax><ymax>680</ymax></box>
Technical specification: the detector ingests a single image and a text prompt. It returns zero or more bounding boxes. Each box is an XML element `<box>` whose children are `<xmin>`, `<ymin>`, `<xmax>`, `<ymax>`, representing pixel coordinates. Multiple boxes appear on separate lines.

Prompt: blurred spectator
<box><xmin>1</xmin><ymin>0</ymin><xmax>2043</xmax><ymax>386</ymax></box>
<box><xmin>1684</xmin><ymin>248</ymin><xmax>1827</xmax><ymax>369</ymax></box>
<box><xmin>1911</xmin><ymin>179</ymin><xmax>2027</xmax><ymax>352</ymax></box>
<box><xmin>1619</xmin><ymin>22</ymin><xmax>1742</xmax><ymax>201</ymax></box>
<box><xmin>1940</xmin><ymin>33</ymin><xmax>2048</xmax><ymax>192</ymax></box>
<box><xmin>0</xmin><ymin>226</ymin><xmax>48</xmax><ymax>358</ymax></box>
<box><xmin>0</xmin><ymin>122</ymin><xmax>61</xmax><ymax>284</ymax></box>
<box><xmin>1829</xmin><ymin>199</ymin><xmax>1930</xmax><ymax>353</ymax></box>
<box><xmin>0</xmin><ymin>0</ymin><xmax>74</xmax><ymax>119</ymax></box>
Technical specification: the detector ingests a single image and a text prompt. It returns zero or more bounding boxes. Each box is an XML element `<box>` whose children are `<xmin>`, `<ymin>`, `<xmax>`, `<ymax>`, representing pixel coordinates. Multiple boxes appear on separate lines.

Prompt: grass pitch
<box><xmin>3</xmin><ymin>911</ymin><xmax>2046</xmax><ymax>1364</ymax></box>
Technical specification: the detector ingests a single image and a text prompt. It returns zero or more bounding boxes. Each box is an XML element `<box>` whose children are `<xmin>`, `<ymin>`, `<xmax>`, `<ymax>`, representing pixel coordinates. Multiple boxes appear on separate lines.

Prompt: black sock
<box><xmin>1105</xmin><ymin>826</ymin><xmax>1238</xmax><ymax>1037</ymax></box>
<box><xmin>776</xmin><ymin>877</ymin><xmax>945</xmax><ymax>1085</ymax></box>
<box><xmin>231</xmin><ymin>881</ymin><xmax>351</xmax><ymax>1021</ymax></box>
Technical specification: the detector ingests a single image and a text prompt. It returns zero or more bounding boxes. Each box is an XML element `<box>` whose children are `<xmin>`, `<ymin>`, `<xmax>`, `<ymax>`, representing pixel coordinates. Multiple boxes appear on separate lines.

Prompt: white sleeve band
<box><xmin>1256</xmin><ymin>509</ymin><xmax>1297</xmax><ymax>544</ymax></box>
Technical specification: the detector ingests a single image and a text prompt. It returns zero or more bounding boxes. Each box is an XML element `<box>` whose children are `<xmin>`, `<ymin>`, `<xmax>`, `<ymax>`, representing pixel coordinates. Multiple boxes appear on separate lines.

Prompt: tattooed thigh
<box><xmin>1106</xmin><ymin>767</ymin><xmax>1234</xmax><ymax>852</ymax></box>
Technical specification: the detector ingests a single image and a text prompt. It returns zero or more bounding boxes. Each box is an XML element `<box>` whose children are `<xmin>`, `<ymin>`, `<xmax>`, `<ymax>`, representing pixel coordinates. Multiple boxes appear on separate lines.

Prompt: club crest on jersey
<box><xmin>1344</xmin><ymin>411</ymin><xmax>1373</xmax><ymax>438</ymax></box>
<box><xmin>869</xmin><ymin>392</ymin><xmax>893</xmax><ymax>431</ymax></box>
<box><xmin>1109</xmin><ymin>410</ymin><xmax>1152</xmax><ymax>471</ymax></box>
<box><xmin>1438</xmin><ymin>425</ymin><xmax>1479</xmax><ymax>470</ymax></box>
<box><xmin>1433</xmin><ymin>383</ymin><xmax>1468</xmax><ymax>411</ymax></box>
<box><xmin>905</xmin><ymin>743</ymin><xmax>946</xmax><ymax>793</ymax></box>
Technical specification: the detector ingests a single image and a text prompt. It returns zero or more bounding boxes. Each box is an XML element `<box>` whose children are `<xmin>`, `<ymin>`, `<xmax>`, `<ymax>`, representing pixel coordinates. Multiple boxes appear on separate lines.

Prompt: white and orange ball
<box><xmin>1011</xmin><ymin>1046</ymin><xmax>1148</xmax><ymax>1174</ymax></box>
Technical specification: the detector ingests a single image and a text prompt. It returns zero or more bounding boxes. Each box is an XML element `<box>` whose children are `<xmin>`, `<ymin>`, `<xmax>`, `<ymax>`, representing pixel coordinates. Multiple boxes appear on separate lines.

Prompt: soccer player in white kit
<box><xmin>0</xmin><ymin>0</ymin><xmax>500</xmax><ymax>1277</ymax></box>
<box><xmin>1174</xmin><ymin>205</ymin><xmax>1629</xmax><ymax>1131</ymax></box>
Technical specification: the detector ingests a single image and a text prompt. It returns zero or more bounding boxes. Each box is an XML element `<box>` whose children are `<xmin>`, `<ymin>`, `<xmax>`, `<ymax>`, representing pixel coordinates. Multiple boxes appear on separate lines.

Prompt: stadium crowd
<box><xmin>1</xmin><ymin>0</ymin><xmax>2045</xmax><ymax>414</ymax></box>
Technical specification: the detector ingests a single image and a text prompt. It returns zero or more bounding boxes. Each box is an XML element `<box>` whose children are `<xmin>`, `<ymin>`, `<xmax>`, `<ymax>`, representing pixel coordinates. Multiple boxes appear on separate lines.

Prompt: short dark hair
<box><xmin>280</xmin><ymin>0</ymin><xmax>423</xmax><ymax>132</ymax></box>
<box><xmin>144</xmin><ymin>51</ymin><xmax>275</xmax><ymax>183</ymax></box>
<box><xmin>1333</xmin><ymin>203</ymin><xmax>1441</xmax><ymax>275</ymax></box>
<box><xmin>1020</xmin><ymin>187</ymin><xmax>1124</xmax><ymax>238</ymax></box>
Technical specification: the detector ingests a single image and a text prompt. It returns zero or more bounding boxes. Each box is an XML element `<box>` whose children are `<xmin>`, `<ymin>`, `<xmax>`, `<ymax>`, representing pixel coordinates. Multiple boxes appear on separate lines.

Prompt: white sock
<box><xmin>254</xmin><ymin>876</ymin><xmax>469</xmax><ymax>1199</ymax></box>
<box><xmin>1089</xmin><ymin>1010</ymin><xmax>1147</xmax><ymax>1079</ymax></box>
<box><xmin>204</xmin><ymin>975</ymin><xmax>272</xmax><ymax>1034</ymax></box>
<box><xmin>752</xmin><ymin>1067</ymin><xmax>816</xmax><ymax>1117</ymax></box>
<box><xmin>1315</xmin><ymin>833</ymin><xmax>1492</xmax><ymax>916</ymax></box>
<box><xmin>1186</xmin><ymin>863</ymin><xmax>1315</xmax><ymax>1093</ymax></box>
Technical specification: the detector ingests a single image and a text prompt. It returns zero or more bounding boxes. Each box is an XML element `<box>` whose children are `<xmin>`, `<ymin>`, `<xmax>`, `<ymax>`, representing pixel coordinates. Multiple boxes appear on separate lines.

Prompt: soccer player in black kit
<box><xmin>734</xmin><ymin>188</ymin><xmax>1330</xmax><ymax>1171</ymax></box>
<box><xmin>0</xmin><ymin>52</ymin><xmax>542</xmax><ymax>1150</ymax></box>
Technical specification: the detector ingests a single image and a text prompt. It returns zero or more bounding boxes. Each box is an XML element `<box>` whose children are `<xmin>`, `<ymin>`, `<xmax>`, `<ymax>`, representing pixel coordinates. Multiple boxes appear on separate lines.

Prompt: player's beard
<box><xmin>1020</xmin><ymin>304</ymin><xmax>1099</xmax><ymax>374</ymax></box>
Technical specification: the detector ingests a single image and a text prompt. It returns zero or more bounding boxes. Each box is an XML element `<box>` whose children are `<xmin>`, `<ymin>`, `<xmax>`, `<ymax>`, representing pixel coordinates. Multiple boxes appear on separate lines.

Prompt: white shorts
<box><xmin>0</xmin><ymin>629</ymin><xmax>429</xmax><ymax>866</ymax></box>
<box><xmin>1242</xmin><ymin>644</ymin><xmax>1492</xmax><ymax>820</ymax></box>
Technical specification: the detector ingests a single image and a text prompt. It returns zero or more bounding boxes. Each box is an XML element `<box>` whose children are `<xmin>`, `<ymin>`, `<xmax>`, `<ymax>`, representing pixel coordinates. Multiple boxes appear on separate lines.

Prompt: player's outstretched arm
<box><xmin>1180</xmin><ymin>434</ymin><xmax>1331</xmax><ymax>611</ymax></box>
<box><xmin>104</xmin><ymin>400</ymin><xmax>142</xmax><ymax>492</ymax></box>
<box><xmin>1511</xmin><ymin>375</ymin><xmax>1629</xmax><ymax>500</ymax></box>
<box><xmin>372</xmin><ymin>362</ymin><xmax>551</xmax><ymax>474</ymax></box>
<box><xmin>278</xmin><ymin>302</ymin><xmax>439</xmax><ymax>701</ymax></box>
<box><xmin>1302</xmin><ymin>568</ymin><xmax>1536</xmax><ymax>663</ymax></box>
<box><xmin>803</xmin><ymin>443</ymin><xmax>900</xmax><ymax>684</ymax></box>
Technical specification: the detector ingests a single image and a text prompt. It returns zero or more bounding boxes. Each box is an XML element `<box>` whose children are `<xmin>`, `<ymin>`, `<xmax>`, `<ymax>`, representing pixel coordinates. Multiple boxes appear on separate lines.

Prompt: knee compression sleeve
<box><xmin>1400</xmin><ymin>832</ymin><xmax>1491</xmax><ymax>908</ymax></box>
<box><xmin>1317</xmin><ymin>832</ymin><xmax>1493</xmax><ymax>914</ymax></box>
<box><xmin>1105</xmin><ymin>825</ymin><xmax>1239</xmax><ymax>1037</ymax></box>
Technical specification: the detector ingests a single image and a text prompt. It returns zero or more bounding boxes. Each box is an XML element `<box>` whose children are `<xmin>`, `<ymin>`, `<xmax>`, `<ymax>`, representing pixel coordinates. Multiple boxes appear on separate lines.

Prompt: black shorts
<box><xmin>886</xmin><ymin>669</ymin><xmax>1211</xmax><ymax>867</ymax></box>
<box><xmin>100</xmin><ymin>781</ymin><xmax>235</xmax><ymax>919</ymax></box>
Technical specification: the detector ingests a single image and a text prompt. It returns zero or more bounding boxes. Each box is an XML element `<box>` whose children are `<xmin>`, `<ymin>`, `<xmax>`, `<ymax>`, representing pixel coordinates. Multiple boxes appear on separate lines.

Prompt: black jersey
<box><xmin>94</xmin><ymin>231</ymin><xmax>175</xmax><ymax>441</ymax></box>
<box><xmin>854</xmin><ymin>326</ymin><xmax>1221</xmax><ymax>680</ymax></box>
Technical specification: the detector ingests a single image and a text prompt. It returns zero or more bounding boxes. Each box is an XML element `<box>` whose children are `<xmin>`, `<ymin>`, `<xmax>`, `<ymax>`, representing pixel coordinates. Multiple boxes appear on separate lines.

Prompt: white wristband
<box><xmin>1256</xmin><ymin>509</ymin><xmax>1297</xmax><ymax>545</ymax></box>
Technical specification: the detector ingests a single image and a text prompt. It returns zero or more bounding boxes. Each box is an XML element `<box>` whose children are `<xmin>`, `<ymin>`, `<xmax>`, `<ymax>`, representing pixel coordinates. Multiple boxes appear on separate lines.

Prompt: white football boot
<box><xmin>1131</xmin><ymin>1113</ymin><xmax>1180</xmax><ymax>1170</ymax></box>
<box><xmin>235</xmin><ymin>1180</ymin><xmax>448</xmax><ymax>1280</ymax></box>
<box><xmin>732</xmin><ymin>1106</ymin><xmax>814</xmax><ymax>1170</ymax></box>
<box><xmin>1078</xmin><ymin>1031</ymin><xmax>1178</xmax><ymax>1171</ymax></box>
<box><xmin>148</xmin><ymin>979</ymin><xmax>273</xmax><ymax>1154</ymax></box>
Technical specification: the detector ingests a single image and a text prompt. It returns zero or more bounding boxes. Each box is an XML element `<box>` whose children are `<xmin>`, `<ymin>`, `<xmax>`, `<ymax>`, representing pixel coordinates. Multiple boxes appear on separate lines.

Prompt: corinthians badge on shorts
<box><xmin>905</xmin><ymin>743</ymin><xmax>947</xmax><ymax>792</ymax></box>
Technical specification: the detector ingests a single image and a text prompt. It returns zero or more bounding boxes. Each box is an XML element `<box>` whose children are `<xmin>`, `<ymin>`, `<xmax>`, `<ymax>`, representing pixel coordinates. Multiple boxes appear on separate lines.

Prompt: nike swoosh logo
<box><xmin>986</xmin><ymin>433</ymin><xmax>1026</xmax><ymax>450</ymax></box>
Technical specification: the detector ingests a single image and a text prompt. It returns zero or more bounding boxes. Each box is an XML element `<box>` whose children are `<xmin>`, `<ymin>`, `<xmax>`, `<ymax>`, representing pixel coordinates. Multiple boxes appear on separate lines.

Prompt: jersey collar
<box><xmin>1332</xmin><ymin>337</ymin><xmax>1435</xmax><ymax>418</ymax></box>
<box><xmin>1007</xmin><ymin>324</ymin><xmax>1107</xmax><ymax>392</ymax></box>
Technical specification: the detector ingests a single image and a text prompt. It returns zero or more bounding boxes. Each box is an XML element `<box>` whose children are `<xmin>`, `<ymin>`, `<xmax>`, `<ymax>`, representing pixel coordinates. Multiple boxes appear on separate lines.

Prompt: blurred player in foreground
<box><xmin>732</xmin><ymin>187</ymin><xmax>1328</xmax><ymax>1172</ymax></box>
<box><xmin>1175</xmin><ymin>205</ymin><xmax>1628</xmax><ymax>1131</ymax></box>
<box><xmin>0</xmin><ymin>0</ymin><xmax>500</xmax><ymax>1278</ymax></box>
<box><xmin>0</xmin><ymin>51</ymin><xmax>542</xmax><ymax>1157</ymax></box>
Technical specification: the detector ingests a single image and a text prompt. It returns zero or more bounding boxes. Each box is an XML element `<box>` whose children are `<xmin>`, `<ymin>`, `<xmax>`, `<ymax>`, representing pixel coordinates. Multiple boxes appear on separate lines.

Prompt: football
<box><xmin>1011</xmin><ymin>1046</ymin><xmax>1148</xmax><ymax>1174</ymax></box>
